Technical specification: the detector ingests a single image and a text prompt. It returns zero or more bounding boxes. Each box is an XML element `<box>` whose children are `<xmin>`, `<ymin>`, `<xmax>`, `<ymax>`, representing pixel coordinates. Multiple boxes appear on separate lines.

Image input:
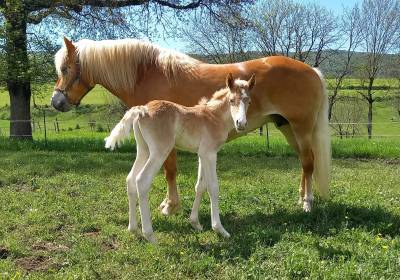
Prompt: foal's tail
<box><xmin>105</xmin><ymin>106</ymin><xmax>148</xmax><ymax>150</ymax></box>
<box><xmin>312</xmin><ymin>68</ymin><xmax>331</xmax><ymax>199</ymax></box>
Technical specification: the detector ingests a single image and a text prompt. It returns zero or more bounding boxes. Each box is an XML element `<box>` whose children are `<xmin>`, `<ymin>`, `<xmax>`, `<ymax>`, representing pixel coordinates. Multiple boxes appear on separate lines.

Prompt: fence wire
<box><xmin>1</xmin><ymin>118</ymin><xmax>400</xmax><ymax>139</ymax></box>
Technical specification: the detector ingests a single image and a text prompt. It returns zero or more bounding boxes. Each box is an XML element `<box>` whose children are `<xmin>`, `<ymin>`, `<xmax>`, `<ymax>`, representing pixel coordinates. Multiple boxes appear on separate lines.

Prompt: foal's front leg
<box><xmin>190</xmin><ymin>158</ymin><xmax>206</xmax><ymax>231</ymax></box>
<box><xmin>201</xmin><ymin>153</ymin><xmax>230</xmax><ymax>238</ymax></box>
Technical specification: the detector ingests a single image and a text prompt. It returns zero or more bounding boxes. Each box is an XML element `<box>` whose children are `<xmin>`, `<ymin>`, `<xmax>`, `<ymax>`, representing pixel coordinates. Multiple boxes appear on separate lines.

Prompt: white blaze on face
<box><xmin>231</xmin><ymin>92</ymin><xmax>249</xmax><ymax>131</ymax></box>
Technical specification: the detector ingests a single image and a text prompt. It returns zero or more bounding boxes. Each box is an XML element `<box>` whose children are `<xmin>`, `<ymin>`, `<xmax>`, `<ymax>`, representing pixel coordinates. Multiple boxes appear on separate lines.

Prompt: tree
<box><xmin>357</xmin><ymin>0</ymin><xmax>400</xmax><ymax>139</ymax></box>
<box><xmin>327</xmin><ymin>3</ymin><xmax>362</xmax><ymax>121</ymax></box>
<box><xmin>0</xmin><ymin>0</ymin><xmax>247</xmax><ymax>139</ymax></box>
<box><xmin>181</xmin><ymin>9</ymin><xmax>251</xmax><ymax>63</ymax></box>
<box><xmin>250</xmin><ymin>0</ymin><xmax>337</xmax><ymax>66</ymax></box>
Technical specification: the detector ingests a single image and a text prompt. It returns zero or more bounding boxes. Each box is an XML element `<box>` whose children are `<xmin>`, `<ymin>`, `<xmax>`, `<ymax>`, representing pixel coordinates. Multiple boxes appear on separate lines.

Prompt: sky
<box><xmin>154</xmin><ymin>0</ymin><xmax>362</xmax><ymax>52</ymax></box>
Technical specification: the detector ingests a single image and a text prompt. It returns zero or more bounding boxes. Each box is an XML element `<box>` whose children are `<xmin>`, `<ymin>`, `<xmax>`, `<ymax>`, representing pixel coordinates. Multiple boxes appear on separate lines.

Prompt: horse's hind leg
<box><xmin>126</xmin><ymin>124</ymin><xmax>149</xmax><ymax>233</ymax></box>
<box><xmin>189</xmin><ymin>157</ymin><xmax>206</xmax><ymax>231</ymax></box>
<box><xmin>291</xmin><ymin>123</ymin><xmax>314</xmax><ymax>212</ymax></box>
<box><xmin>276</xmin><ymin>123</ymin><xmax>305</xmax><ymax>204</ymax></box>
<box><xmin>159</xmin><ymin>149</ymin><xmax>180</xmax><ymax>216</ymax></box>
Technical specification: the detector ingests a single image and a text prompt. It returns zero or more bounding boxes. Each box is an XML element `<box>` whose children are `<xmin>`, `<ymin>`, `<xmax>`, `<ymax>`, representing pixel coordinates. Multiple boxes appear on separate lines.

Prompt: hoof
<box><xmin>159</xmin><ymin>198</ymin><xmax>180</xmax><ymax>216</ymax></box>
<box><xmin>128</xmin><ymin>224</ymin><xmax>140</xmax><ymax>234</ymax></box>
<box><xmin>189</xmin><ymin>219</ymin><xmax>203</xmax><ymax>231</ymax></box>
<box><xmin>303</xmin><ymin>201</ymin><xmax>312</xmax><ymax>212</ymax></box>
<box><xmin>143</xmin><ymin>232</ymin><xmax>157</xmax><ymax>244</ymax></box>
<box><xmin>213</xmin><ymin>226</ymin><xmax>231</xmax><ymax>238</ymax></box>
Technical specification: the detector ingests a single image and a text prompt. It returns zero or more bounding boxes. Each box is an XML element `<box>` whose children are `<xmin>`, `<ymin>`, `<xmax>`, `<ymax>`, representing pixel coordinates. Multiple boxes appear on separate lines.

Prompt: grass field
<box><xmin>0</xmin><ymin>135</ymin><xmax>400</xmax><ymax>279</ymax></box>
<box><xmin>0</xmin><ymin>80</ymin><xmax>399</xmax><ymax>278</ymax></box>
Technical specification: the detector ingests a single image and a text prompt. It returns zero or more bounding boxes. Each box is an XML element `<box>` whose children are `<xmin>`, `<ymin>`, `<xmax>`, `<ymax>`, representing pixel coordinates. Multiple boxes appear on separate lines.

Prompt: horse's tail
<box><xmin>105</xmin><ymin>106</ymin><xmax>148</xmax><ymax>150</ymax></box>
<box><xmin>312</xmin><ymin>68</ymin><xmax>331</xmax><ymax>199</ymax></box>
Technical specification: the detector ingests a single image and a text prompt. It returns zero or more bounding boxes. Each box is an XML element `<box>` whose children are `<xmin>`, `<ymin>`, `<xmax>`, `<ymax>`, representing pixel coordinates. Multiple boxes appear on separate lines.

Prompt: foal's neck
<box><xmin>206</xmin><ymin>95</ymin><xmax>234</xmax><ymax>131</ymax></box>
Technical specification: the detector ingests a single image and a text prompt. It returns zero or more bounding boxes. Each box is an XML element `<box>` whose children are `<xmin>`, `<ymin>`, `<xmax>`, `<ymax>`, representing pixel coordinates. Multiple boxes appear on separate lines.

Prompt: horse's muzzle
<box><xmin>51</xmin><ymin>90</ymin><xmax>72</xmax><ymax>112</ymax></box>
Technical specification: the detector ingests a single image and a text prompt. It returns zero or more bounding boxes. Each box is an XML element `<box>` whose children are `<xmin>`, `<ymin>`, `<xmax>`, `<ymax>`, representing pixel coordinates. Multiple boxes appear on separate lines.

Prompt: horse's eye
<box><xmin>229</xmin><ymin>99</ymin><xmax>235</xmax><ymax>104</ymax></box>
<box><xmin>61</xmin><ymin>67</ymin><xmax>68</xmax><ymax>75</ymax></box>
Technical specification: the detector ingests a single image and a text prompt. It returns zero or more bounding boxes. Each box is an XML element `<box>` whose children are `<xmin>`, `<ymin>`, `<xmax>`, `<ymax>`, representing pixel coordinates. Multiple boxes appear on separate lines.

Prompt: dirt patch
<box><xmin>15</xmin><ymin>256</ymin><xmax>58</xmax><ymax>272</ymax></box>
<box><xmin>0</xmin><ymin>247</ymin><xmax>10</xmax><ymax>259</ymax></box>
<box><xmin>32</xmin><ymin>241</ymin><xmax>69</xmax><ymax>253</ymax></box>
<box><xmin>383</xmin><ymin>159</ymin><xmax>400</xmax><ymax>165</ymax></box>
<box><xmin>101</xmin><ymin>239</ymin><xmax>119</xmax><ymax>251</ymax></box>
<box><xmin>82</xmin><ymin>228</ymin><xmax>101</xmax><ymax>237</ymax></box>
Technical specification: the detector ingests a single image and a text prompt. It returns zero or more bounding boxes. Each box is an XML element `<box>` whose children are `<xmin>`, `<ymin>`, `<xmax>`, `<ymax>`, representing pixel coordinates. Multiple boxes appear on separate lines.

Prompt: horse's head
<box><xmin>51</xmin><ymin>37</ymin><xmax>94</xmax><ymax>112</ymax></box>
<box><xmin>226</xmin><ymin>73</ymin><xmax>256</xmax><ymax>132</ymax></box>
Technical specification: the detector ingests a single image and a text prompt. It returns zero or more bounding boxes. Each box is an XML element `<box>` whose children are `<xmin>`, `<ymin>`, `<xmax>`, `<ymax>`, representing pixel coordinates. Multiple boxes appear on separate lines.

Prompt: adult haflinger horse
<box><xmin>105</xmin><ymin>74</ymin><xmax>255</xmax><ymax>242</ymax></box>
<box><xmin>52</xmin><ymin>37</ymin><xmax>330</xmax><ymax>214</ymax></box>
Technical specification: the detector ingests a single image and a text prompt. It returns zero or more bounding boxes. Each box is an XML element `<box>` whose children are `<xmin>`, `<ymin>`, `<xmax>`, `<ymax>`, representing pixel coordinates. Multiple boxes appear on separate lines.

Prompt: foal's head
<box><xmin>226</xmin><ymin>73</ymin><xmax>256</xmax><ymax>132</ymax></box>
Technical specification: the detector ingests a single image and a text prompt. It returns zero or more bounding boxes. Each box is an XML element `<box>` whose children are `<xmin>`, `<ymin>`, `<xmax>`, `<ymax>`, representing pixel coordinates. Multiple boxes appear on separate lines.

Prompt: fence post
<box><xmin>43</xmin><ymin>109</ymin><xmax>47</xmax><ymax>146</ymax></box>
<box><xmin>56</xmin><ymin>117</ymin><xmax>60</xmax><ymax>133</ymax></box>
<box><xmin>266</xmin><ymin>123</ymin><xmax>270</xmax><ymax>149</ymax></box>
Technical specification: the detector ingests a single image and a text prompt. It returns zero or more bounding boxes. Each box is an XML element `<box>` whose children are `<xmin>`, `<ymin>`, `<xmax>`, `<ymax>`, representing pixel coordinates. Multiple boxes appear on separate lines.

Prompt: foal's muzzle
<box><xmin>235</xmin><ymin>119</ymin><xmax>248</xmax><ymax>132</ymax></box>
<box><xmin>51</xmin><ymin>90</ymin><xmax>72</xmax><ymax>112</ymax></box>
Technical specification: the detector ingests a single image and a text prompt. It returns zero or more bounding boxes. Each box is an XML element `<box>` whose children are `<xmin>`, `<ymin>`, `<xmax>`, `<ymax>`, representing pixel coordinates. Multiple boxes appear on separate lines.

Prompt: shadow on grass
<box><xmin>157</xmin><ymin>201</ymin><xmax>400</xmax><ymax>261</ymax></box>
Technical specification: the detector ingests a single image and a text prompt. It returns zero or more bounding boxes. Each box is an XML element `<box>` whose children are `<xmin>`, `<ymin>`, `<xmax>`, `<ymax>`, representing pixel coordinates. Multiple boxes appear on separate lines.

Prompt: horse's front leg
<box><xmin>159</xmin><ymin>149</ymin><xmax>181</xmax><ymax>216</ymax></box>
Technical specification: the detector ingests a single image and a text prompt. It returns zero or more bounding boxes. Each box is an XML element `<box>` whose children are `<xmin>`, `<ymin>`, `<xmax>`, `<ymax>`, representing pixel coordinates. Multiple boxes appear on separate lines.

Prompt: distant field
<box><xmin>0</xmin><ymin>80</ymin><xmax>399</xmax><ymax>139</ymax></box>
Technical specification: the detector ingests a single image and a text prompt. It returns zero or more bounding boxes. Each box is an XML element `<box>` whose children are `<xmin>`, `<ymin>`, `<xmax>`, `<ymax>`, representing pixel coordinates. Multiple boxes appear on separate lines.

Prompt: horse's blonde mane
<box><xmin>56</xmin><ymin>39</ymin><xmax>199</xmax><ymax>91</ymax></box>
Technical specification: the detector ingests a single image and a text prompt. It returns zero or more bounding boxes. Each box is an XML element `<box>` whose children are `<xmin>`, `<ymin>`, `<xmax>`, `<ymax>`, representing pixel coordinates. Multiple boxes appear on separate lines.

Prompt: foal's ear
<box><xmin>226</xmin><ymin>73</ymin><xmax>234</xmax><ymax>90</ymax></box>
<box><xmin>63</xmin><ymin>36</ymin><xmax>76</xmax><ymax>57</ymax></box>
<box><xmin>248</xmin><ymin>73</ymin><xmax>256</xmax><ymax>91</ymax></box>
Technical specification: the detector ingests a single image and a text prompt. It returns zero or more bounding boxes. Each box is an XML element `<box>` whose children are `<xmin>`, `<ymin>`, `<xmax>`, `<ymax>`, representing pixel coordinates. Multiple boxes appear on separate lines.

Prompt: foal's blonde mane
<box><xmin>198</xmin><ymin>79</ymin><xmax>249</xmax><ymax>108</ymax></box>
<box><xmin>56</xmin><ymin>38</ymin><xmax>199</xmax><ymax>91</ymax></box>
<box><xmin>198</xmin><ymin>88</ymin><xmax>229</xmax><ymax>108</ymax></box>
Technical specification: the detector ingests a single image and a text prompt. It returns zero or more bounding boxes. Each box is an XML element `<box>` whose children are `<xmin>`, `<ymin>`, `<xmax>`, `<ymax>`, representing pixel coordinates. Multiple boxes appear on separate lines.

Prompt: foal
<box><xmin>105</xmin><ymin>73</ymin><xmax>255</xmax><ymax>243</ymax></box>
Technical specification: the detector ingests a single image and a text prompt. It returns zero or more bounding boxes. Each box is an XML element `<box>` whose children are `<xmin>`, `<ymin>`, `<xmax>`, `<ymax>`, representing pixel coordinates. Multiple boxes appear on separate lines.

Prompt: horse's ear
<box><xmin>226</xmin><ymin>73</ymin><xmax>234</xmax><ymax>90</ymax></box>
<box><xmin>63</xmin><ymin>36</ymin><xmax>76</xmax><ymax>57</ymax></box>
<box><xmin>248</xmin><ymin>73</ymin><xmax>256</xmax><ymax>91</ymax></box>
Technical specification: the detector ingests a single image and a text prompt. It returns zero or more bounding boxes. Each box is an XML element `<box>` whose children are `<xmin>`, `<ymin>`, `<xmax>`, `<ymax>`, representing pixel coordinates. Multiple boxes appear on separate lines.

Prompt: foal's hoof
<box><xmin>213</xmin><ymin>226</ymin><xmax>231</xmax><ymax>238</ymax></box>
<box><xmin>190</xmin><ymin>220</ymin><xmax>203</xmax><ymax>231</ymax></box>
<box><xmin>143</xmin><ymin>232</ymin><xmax>157</xmax><ymax>244</ymax></box>
<box><xmin>128</xmin><ymin>226</ymin><xmax>141</xmax><ymax>236</ymax></box>
<box><xmin>159</xmin><ymin>198</ymin><xmax>180</xmax><ymax>216</ymax></box>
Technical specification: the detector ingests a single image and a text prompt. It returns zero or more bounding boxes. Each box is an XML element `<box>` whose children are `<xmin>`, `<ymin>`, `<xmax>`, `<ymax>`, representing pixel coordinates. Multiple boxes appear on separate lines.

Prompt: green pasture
<box><xmin>0</xmin><ymin>79</ymin><xmax>399</xmax><ymax>139</ymax></box>
<box><xmin>0</xmin><ymin>135</ymin><xmax>399</xmax><ymax>279</ymax></box>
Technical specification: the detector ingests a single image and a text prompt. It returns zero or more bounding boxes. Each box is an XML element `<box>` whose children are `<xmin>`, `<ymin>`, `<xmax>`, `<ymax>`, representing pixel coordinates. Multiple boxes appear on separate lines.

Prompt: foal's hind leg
<box><xmin>159</xmin><ymin>149</ymin><xmax>181</xmax><ymax>216</ymax></box>
<box><xmin>127</xmin><ymin>123</ymin><xmax>149</xmax><ymax>233</ymax></box>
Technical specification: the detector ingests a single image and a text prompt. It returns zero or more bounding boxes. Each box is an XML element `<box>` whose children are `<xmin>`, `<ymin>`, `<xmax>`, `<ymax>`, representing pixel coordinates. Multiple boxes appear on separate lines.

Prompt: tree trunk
<box><xmin>5</xmin><ymin>1</ymin><xmax>32</xmax><ymax>139</ymax></box>
<box><xmin>366</xmin><ymin>78</ymin><xmax>374</xmax><ymax>140</ymax></box>
<box><xmin>367</xmin><ymin>101</ymin><xmax>373</xmax><ymax>139</ymax></box>
<box><xmin>8</xmin><ymin>81</ymin><xmax>32</xmax><ymax>139</ymax></box>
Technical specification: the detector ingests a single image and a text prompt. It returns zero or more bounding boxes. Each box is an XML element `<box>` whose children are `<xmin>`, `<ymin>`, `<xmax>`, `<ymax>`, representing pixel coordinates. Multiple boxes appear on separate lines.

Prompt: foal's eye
<box><xmin>229</xmin><ymin>99</ymin><xmax>235</xmax><ymax>104</ymax></box>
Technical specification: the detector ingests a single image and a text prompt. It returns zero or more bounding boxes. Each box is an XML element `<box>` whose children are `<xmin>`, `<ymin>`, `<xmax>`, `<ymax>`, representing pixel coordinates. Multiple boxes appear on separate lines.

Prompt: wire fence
<box><xmin>1</xmin><ymin>114</ymin><xmax>400</xmax><ymax>142</ymax></box>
